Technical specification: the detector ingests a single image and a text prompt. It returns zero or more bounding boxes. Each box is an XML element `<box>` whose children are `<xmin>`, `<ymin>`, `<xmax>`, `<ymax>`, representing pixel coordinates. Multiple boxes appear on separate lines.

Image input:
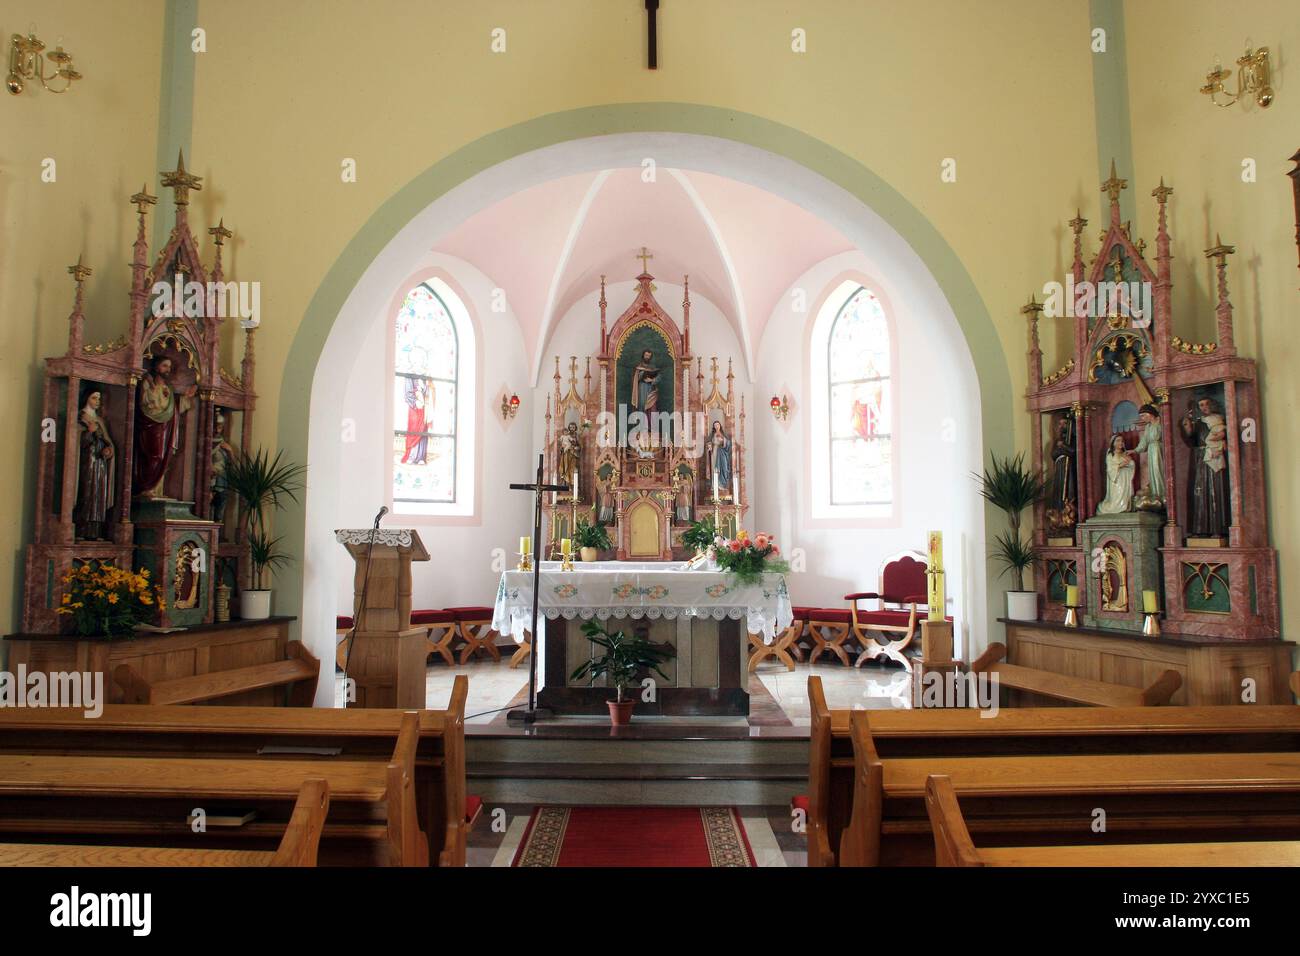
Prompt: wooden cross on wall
<box><xmin>645</xmin><ymin>0</ymin><xmax>660</xmax><ymax>69</ymax></box>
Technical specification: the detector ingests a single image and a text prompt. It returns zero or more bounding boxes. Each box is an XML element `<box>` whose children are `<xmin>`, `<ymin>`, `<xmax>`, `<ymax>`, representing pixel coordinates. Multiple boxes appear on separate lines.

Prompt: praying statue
<box><xmin>1096</xmin><ymin>434</ymin><xmax>1136</xmax><ymax>515</ymax></box>
<box><xmin>74</xmin><ymin>390</ymin><xmax>116</xmax><ymax>540</ymax></box>
<box><xmin>1132</xmin><ymin>403</ymin><xmax>1165</xmax><ymax>506</ymax></box>
<box><xmin>630</xmin><ymin>349</ymin><xmax>660</xmax><ymax>415</ymax></box>
<box><xmin>133</xmin><ymin>355</ymin><xmax>196</xmax><ymax>499</ymax></box>
<box><xmin>708</xmin><ymin>420</ymin><xmax>732</xmax><ymax>494</ymax></box>
<box><xmin>1180</xmin><ymin>396</ymin><xmax>1230</xmax><ymax>538</ymax></box>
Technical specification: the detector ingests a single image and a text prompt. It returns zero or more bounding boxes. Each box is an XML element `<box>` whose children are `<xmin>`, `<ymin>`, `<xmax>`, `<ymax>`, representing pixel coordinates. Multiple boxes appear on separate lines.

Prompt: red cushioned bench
<box><xmin>447</xmin><ymin>606</ymin><xmax>501</xmax><ymax>665</ymax></box>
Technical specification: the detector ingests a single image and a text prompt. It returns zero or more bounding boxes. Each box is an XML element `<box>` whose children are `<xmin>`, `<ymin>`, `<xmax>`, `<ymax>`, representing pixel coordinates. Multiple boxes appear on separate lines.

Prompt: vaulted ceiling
<box><xmin>433</xmin><ymin>167</ymin><xmax>855</xmax><ymax>382</ymax></box>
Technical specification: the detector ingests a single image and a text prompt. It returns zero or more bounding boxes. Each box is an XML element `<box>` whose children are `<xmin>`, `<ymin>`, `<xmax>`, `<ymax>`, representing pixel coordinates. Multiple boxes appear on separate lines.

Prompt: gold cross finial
<box><xmin>1205</xmin><ymin>233</ymin><xmax>1236</xmax><ymax>258</ymax></box>
<box><xmin>1151</xmin><ymin>177</ymin><xmax>1173</xmax><ymax>204</ymax></box>
<box><xmin>1067</xmin><ymin>209</ymin><xmax>1087</xmax><ymax>233</ymax></box>
<box><xmin>1101</xmin><ymin>159</ymin><xmax>1127</xmax><ymax>204</ymax></box>
<box><xmin>208</xmin><ymin>218</ymin><xmax>233</xmax><ymax>245</ymax></box>
<box><xmin>130</xmin><ymin>183</ymin><xmax>157</xmax><ymax>214</ymax></box>
<box><xmin>635</xmin><ymin>246</ymin><xmax>653</xmax><ymax>273</ymax></box>
<box><xmin>68</xmin><ymin>255</ymin><xmax>92</xmax><ymax>283</ymax></box>
<box><xmin>1021</xmin><ymin>294</ymin><xmax>1044</xmax><ymax>316</ymax></box>
<box><xmin>161</xmin><ymin>148</ymin><xmax>203</xmax><ymax>205</ymax></box>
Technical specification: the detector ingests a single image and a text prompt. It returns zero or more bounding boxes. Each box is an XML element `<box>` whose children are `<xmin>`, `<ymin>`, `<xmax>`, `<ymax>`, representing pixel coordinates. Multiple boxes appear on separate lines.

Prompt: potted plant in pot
<box><xmin>573</xmin><ymin>518</ymin><xmax>612</xmax><ymax>562</ymax></box>
<box><xmin>570</xmin><ymin>619</ymin><xmax>673</xmax><ymax>725</ymax></box>
<box><xmin>681</xmin><ymin>516</ymin><xmax>718</xmax><ymax>557</ymax></box>
<box><xmin>224</xmin><ymin>448</ymin><xmax>306</xmax><ymax>620</ymax></box>
<box><xmin>974</xmin><ymin>452</ymin><xmax>1046</xmax><ymax>621</ymax></box>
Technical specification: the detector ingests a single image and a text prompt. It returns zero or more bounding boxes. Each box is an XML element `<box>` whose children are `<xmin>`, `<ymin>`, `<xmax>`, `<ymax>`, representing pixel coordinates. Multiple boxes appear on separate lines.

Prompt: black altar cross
<box><xmin>645</xmin><ymin>0</ymin><xmax>659</xmax><ymax>69</ymax></box>
<box><xmin>506</xmin><ymin>452</ymin><xmax>569</xmax><ymax>722</ymax></box>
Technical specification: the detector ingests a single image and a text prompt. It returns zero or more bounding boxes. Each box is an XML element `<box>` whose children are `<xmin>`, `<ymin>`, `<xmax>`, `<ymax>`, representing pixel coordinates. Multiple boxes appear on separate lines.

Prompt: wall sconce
<box><xmin>1200</xmin><ymin>45</ymin><xmax>1273</xmax><ymax>109</ymax></box>
<box><xmin>500</xmin><ymin>392</ymin><xmax>520</xmax><ymax>421</ymax></box>
<box><xmin>769</xmin><ymin>394</ymin><xmax>789</xmax><ymax>421</ymax></box>
<box><xmin>7</xmin><ymin>30</ymin><xmax>82</xmax><ymax>95</ymax></box>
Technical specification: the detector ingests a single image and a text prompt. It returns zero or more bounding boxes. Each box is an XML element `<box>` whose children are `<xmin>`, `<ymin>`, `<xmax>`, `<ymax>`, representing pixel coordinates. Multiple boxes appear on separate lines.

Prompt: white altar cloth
<box><xmin>491</xmin><ymin>562</ymin><xmax>793</xmax><ymax>644</ymax></box>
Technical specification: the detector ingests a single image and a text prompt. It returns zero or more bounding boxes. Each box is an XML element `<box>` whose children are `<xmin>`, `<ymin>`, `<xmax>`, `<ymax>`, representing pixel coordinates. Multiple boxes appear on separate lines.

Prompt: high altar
<box><xmin>1012</xmin><ymin>162</ymin><xmax>1292</xmax><ymax>703</ymax></box>
<box><xmin>543</xmin><ymin>264</ymin><xmax>746</xmax><ymax>557</ymax></box>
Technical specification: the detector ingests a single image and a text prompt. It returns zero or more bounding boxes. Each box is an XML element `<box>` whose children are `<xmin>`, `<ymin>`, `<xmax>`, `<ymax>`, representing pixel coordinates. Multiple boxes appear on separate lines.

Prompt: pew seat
<box><xmin>115</xmin><ymin>640</ymin><xmax>319</xmax><ymax>706</ymax></box>
<box><xmin>925</xmin><ymin>774</ymin><xmax>1300</xmax><ymax>867</ymax></box>
<box><xmin>0</xmin><ymin>778</ymin><xmax>329</xmax><ymax>867</ymax></box>
<box><xmin>971</xmin><ymin>642</ymin><xmax>1181</xmax><ymax>707</ymax></box>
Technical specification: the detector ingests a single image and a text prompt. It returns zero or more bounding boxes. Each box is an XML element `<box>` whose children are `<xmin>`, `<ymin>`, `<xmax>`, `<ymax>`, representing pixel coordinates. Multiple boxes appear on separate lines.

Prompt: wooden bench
<box><xmin>0</xmin><ymin>777</ymin><xmax>329</xmax><ymax>867</ymax></box>
<box><xmin>803</xmin><ymin>675</ymin><xmax>1300</xmax><ymax>866</ymax></box>
<box><xmin>925</xmin><ymin>774</ymin><xmax>1300</xmax><ymax>867</ymax></box>
<box><xmin>115</xmin><ymin>640</ymin><xmax>319</xmax><ymax>706</ymax></box>
<box><xmin>971</xmin><ymin>641</ymin><xmax>1181</xmax><ymax>707</ymax></box>
<box><xmin>0</xmin><ymin>675</ymin><xmax>472</xmax><ymax>866</ymax></box>
<box><xmin>839</xmin><ymin>707</ymin><xmax>1300</xmax><ymax>865</ymax></box>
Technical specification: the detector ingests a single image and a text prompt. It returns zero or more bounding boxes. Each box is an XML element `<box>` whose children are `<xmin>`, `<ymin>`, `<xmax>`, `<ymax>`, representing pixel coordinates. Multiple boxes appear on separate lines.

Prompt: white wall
<box><xmin>753</xmin><ymin>252</ymin><xmax>984</xmax><ymax>658</ymax></box>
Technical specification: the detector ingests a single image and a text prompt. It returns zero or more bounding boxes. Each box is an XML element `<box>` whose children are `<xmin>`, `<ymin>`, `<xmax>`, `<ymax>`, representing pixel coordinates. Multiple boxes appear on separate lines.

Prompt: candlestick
<box><xmin>712</xmin><ymin>470</ymin><xmax>719</xmax><ymax>502</ymax></box>
<box><xmin>925</xmin><ymin>530</ymin><xmax>945</xmax><ymax>622</ymax></box>
<box><xmin>732</xmin><ymin>468</ymin><xmax>739</xmax><ymax>504</ymax></box>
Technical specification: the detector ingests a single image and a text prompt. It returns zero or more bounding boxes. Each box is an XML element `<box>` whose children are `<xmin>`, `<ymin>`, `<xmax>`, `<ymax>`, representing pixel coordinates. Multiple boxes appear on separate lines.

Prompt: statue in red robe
<box><xmin>133</xmin><ymin>355</ymin><xmax>195</xmax><ymax>498</ymax></box>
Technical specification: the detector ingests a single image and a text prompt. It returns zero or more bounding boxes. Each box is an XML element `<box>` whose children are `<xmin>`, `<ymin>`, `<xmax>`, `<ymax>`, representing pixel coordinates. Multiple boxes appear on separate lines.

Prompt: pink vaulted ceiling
<box><xmin>433</xmin><ymin>168</ymin><xmax>854</xmax><ymax>382</ymax></box>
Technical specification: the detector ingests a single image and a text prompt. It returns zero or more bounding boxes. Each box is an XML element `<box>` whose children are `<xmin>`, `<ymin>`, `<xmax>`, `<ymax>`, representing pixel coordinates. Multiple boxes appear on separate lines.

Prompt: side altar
<box><xmin>543</xmin><ymin>262</ymin><xmax>747</xmax><ymax>559</ymax></box>
<box><xmin>492</xmin><ymin>562</ymin><xmax>792</xmax><ymax>716</ymax></box>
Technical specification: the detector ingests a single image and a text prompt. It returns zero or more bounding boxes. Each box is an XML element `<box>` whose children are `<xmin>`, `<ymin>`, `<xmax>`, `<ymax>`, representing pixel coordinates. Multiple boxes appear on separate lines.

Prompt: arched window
<box><xmin>810</xmin><ymin>282</ymin><xmax>893</xmax><ymax>518</ymax></box>
<box><xmin>390</xmin><ymin>279</ymin><xmax>474</xmax><ymax>515</ymax></box>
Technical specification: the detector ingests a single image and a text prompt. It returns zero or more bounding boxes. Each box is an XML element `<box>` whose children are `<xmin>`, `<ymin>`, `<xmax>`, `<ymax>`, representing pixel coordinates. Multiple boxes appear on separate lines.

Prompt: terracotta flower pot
<box><xmin>580</xmin><ymin>546</ymin><xmax>599</xmax><ymax>563</ymax></box>
<box><xmin>607</xmin><ymin>698</ymin><xmax>636</xmax><ymax>725</ymax></box>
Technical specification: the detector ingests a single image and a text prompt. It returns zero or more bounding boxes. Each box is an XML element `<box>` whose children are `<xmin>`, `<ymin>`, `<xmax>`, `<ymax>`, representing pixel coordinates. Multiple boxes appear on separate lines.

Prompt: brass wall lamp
<box><xmin>7</xmin><ymin>30</ymin><xmax>82</xmax><ymax>95</ymax></box>
<box><xmin>1200</xmin><ymin>45</ymin><xmax>1273</xmax><ymax>109</ymax></box>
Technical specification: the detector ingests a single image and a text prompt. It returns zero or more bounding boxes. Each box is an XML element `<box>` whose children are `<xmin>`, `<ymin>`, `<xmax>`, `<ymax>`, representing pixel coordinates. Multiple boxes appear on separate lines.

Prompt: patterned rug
<box><xmin>511</xmin><ymin>806</ymin><xmax>756</xmax><ymax>867</ymax></box>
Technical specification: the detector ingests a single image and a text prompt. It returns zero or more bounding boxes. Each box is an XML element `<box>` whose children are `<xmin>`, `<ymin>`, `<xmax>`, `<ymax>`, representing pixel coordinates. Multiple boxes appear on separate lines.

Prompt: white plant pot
<box><xmin>1005</xmin><ymin>590</ymin><xmax>1039</xmax><ymax>621</ymax></box>
<box><xmin>240</xmin><ymin>589</ymin><xmax>272</xmax><ymax>620</ymax></box>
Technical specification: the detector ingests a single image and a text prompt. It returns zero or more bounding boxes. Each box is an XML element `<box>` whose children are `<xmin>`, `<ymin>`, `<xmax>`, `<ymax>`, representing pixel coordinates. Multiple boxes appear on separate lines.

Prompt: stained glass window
<box><xmin>827</xmin><ymin>286</ymin><xmax>892</xmax><ymax>506</ymax></box>
<box><xmin>392</xmin><ymin>283</ymin><xmax>458</xmax><ymax>506</ymax></box>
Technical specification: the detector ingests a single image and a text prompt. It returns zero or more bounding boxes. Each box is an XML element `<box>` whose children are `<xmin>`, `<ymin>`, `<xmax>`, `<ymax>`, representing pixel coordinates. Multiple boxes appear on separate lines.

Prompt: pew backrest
<box><xmin>114</xmin><ymin>640</ymin><xmax>319</xmax><ymax>706</ymax></box>
<box><xmin>972</xmin><ymin>642</ymin><xmax>1181</xmax><ymax>707</ymax></box>
<box><xmin>924</xmin><ymin>775</ymin><xmax>981</xmax><ymax>867</ymax></box>
<box><xmin>806</xmin><ymin>676</ymin><xmax>835</xmax><ymax>868</ymax></box>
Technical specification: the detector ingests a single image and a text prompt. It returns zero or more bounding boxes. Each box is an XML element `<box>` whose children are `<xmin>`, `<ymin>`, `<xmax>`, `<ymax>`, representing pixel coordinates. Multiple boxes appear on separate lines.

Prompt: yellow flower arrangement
<box><xmin>56</xmin><ymin>562</ymin><xmax>166</xmax><ymax>637</ymax></box>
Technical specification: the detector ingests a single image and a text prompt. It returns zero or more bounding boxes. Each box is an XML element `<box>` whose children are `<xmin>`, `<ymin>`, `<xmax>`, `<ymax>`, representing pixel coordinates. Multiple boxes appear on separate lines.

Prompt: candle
<box><xmin>561</xmin><ymin>537</ymin><xmax>572</xmax><ymax>557</ymax></box>
<box><xmin>1065</xmin><ymin>584</ymin><xmax>1079</xmax><ymax>607</ymax></box>
<box><xmin>928</xmin><ymin>531</ymin><xmax>943</xmax><ymax>572</ymax></box>
<box><xmin>1142</xmin><ymin>589</ymin><xmax>1159</xmax><ymax>613</ymax></box>
<box><xmin>732</xmin><ymin>468</ymin><xmax>739</xmax><ymax>503</ymax></box>
<box><xmin>712</xmin><ymin>470</ymin><xmax>719</xmax><ymax>502</ymax></box>
<box><xmin>520</xmin><ymin>536</ymin><xmax>531</xmax><ymax>557</ymax></box>
<box><xmin>573</xmin><ymin>471</ymin><xmax>578</xmax><ymax>499</ymax></box>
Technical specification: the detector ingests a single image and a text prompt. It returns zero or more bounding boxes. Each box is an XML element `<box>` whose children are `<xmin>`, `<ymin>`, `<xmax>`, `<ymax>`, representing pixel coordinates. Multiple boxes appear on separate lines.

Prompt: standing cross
<box><xmin>506</xmin><ymin>453</ymin><xmax>569</xmax><ymax>722</ymax></box>
<box><xmin>635</xmin><ymin>246</ymin><xmax>654</xmax><ymax>273</ymax></box>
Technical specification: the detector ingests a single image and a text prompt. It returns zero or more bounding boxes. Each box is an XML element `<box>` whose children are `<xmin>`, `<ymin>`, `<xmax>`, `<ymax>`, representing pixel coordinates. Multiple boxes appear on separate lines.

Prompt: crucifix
<box><xmin>645</xmin><ymin>0</ymin><xmax>659</xmax><ymax>69</ymax></box>
<box><xmin>635</xmin><ymin>245</ymin><xmax>654</xmax><ymax>273</ymax></box>
<box><xmin>506</xmin><ymin>452</ymin><xmax>569</xmax><ymax>722</ymax></box>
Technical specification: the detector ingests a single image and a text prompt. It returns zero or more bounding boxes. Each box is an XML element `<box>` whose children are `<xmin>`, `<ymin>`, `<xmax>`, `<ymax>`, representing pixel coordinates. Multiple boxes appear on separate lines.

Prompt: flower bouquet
<box><xmin>56</xmin><ymin>563</ymin><xmax>166</xmax><ymax>637</ymax></box>
<box><xmin>711</xmin><ymin>530</ymin><xmax>790</xmax><ymax>585</ymax></box>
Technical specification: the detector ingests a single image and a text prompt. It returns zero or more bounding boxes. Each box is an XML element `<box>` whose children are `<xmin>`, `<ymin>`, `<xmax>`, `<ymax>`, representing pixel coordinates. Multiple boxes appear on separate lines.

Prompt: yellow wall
<box><xmin>0</xmin><ymin>0</ymin><xmax>164</xmax><ymax>637</ymax></box>
<box><xmin>1126</xmin><ymin>0</ymin><xmax>1299</xmax><ymax>632</ymax></box>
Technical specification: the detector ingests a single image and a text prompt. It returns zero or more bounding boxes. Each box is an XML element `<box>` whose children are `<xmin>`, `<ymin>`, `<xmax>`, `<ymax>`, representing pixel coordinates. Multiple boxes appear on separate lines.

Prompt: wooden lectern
<box><xmin>335</xmin><ymin>528</ymin><xmax>430</xmax><ymax>708</ymax></box>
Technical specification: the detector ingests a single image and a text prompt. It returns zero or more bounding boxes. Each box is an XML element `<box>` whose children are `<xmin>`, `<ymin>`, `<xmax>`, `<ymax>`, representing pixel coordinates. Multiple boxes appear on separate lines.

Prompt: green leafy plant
<box><xmin>224</xmin><ymin>448</ymin><xmax>307</xmax><ymax>589</ymax></box>
<box><xmin>573</xmin><ymin>518</ymin><xmax>612</xmax><ymax>551</ymax></box>
<box><xmin>713</xmin><ymin>530</ymin><xmax>790</xmax><ymax>586</ymax></box>
<box><xmin>973</xmin><ymin>452</ymin><xmax>1046</xmax><ymax>591</ymax></box>
<box><xmin>680</xmin><ymin>517</ymin><xmax>718</xmax><ymax>554</ymax></box>
<box><xmin>570</xmin><ymin>620</ymin><xmax>674</xmax><ymax>703</ymax></box>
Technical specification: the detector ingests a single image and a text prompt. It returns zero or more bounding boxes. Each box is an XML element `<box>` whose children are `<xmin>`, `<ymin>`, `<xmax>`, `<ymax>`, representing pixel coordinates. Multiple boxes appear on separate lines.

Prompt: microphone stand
<box><xmin>343</xmin><ymin>506</ymin><xmax>387</xmax><ymax>686</ymax></box>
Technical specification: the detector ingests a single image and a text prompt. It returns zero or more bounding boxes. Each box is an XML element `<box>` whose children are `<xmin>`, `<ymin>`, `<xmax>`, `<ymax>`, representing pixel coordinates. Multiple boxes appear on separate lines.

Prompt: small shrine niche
<box><xmin>1025</xmin><ymin>162</ymin><xmax>1277</xmax><ymax>639</ymax></box>
<box><xmin>544</xmin><ymin>266</ymin><xmax>746</xmax><ymax>559</ymax></box>
<box><xmin>22</xmin><ymin>153</ymin><xmax>258</xmax><ymax>633</ymax></box>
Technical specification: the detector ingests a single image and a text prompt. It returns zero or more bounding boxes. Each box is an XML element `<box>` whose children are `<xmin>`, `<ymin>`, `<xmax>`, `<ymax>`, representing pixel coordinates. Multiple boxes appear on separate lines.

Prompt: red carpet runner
<box><xmin>512</xmin><ymin>806</ymin><xmax>757</xmax><ymax>867</ymax></box>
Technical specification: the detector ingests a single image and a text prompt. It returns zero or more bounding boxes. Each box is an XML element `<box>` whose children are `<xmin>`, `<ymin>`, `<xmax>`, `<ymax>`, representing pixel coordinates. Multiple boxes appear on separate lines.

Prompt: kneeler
<box><xmin>450</xmin><ymin>607</ymin><xmax>501</xmax><ymax>664</ymax></box>
<box><xmin>805</xmin><ymin>609</ymin><xmax>854</xmax><ymax>666</ymax></box>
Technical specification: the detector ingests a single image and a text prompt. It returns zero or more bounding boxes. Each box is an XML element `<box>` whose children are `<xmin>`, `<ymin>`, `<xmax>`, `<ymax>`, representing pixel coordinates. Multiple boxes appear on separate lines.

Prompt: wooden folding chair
<box><xmin>450</xmin><ymin>607</ymin><xmax>501</xmax><ymax>664</ymax></box>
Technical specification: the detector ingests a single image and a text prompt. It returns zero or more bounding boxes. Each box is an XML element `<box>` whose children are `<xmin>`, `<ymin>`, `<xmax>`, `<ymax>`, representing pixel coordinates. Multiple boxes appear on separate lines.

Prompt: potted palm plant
<box><xmin>573</xmin><ymin>518</ymin><xmax>612</xmax><ymax>562</ymax></box>
<box><xmin>974</xmin><ymin>452</ymin><xmax>1046</xmax><ymax>621</ymax></box>
<box><xmin>570</xmin><ymin>619</ymin><xmax>673</xmax><ymax>724</ymax></box>
<box><xmin>224</xmin><ymin>448</ymin><xmax>306</xmax><ymax>620</ymax></box>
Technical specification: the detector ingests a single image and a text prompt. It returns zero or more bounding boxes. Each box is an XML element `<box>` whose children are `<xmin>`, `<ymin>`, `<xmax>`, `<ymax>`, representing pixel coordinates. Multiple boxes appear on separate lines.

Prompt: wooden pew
<box><xmin>0</xmin><ymin>675</ymin><xmax>471</xmax><ymax>866</ymax></box>
<box><xmin>925</xmin><ymin>774</ymin><xmax>1300</xmax><ymax>867</ymax></box>
<box><xmin>840</xmin><ymin>708</ymin><xmax>1300</xmax><ymax>865</ymax></box>
<box><xmin>1291</xmin><ymin>671</ymin><xmax>1299</xmax><ymax>701</ymax></box>
<box><xmin>0</xmin><ymin>777</ymin><xmax>329</xmax><ymax>867</ymax></box>
<box><xmin>804</xmin><ymin>676</ymin><xmax>1300</xmax><ymax>865</ymax></box>
<box><xmin>114</xmin><ymin>640</ymin><xmax>319</xmax><ymax>706</ymax></box>
<box><xmin>971</xmin><ymin>642</ymin><xmax>1181</xmax><ymax>707</ymax></box>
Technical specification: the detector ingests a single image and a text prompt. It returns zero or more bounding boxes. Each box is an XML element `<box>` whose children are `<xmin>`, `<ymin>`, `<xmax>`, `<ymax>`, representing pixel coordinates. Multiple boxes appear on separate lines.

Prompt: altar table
<box><xmin>492</xmin><ymin>562</ymin><xmax>792</xmax><ymax>717</ymax></box>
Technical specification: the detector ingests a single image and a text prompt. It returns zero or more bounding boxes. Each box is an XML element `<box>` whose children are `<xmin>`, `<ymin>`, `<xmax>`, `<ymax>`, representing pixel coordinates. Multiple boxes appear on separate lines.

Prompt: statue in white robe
<box><xmin>1096</xmin><ymin>435</ymin><xmax>1136</xmax><ymax>515</ymax></box>
<box><xmin>1133</xmin><ymin>404</ymin><xmax>1165</xmax><ymax>505</ymax></box>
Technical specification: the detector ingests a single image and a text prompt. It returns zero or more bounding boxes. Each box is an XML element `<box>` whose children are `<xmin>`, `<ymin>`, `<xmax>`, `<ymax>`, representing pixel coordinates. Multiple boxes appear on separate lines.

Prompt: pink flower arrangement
<box><xmin>711</xmin><ymin>531</ymin><xmax>789</xmax><ymax>584</ymax></box>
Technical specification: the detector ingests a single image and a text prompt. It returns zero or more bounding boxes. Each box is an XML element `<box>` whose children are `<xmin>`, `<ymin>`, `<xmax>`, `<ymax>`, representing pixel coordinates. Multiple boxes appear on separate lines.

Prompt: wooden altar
<box><xmin>543</xmin><ymin>265</ymin><xmax>746</xmax><ymax>559</ymax></box>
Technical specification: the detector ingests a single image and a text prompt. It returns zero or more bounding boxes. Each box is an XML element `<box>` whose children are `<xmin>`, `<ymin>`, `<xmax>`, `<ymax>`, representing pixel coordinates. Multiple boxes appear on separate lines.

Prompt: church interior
<box><xmin>1</xmin><ymin>0</ymin><xmax>1299</xmax><ymax>907</ymax></box>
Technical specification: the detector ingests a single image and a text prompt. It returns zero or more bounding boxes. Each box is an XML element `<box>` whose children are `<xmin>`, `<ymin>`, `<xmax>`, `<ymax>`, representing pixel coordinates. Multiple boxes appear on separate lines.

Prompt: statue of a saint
<box><xmin>673</xmin><ymin>476</ymin><xmax>693</xmax><ymax>524</ymax></box>
<box><xmin>557</xmin><ymin>422</ymin><xmax>580</xmax><ymax>484</ymax></box>
<box><xmin>1180</xmin><ymin>397</ymin><xmax>1229</xmax><ymax>537</ymax></box>
<box><xmin>1096</xmin><ymin>434</ymin><xmax>1135</xmax><ymax>515</ymax></box>
<box><xmin>708</xmin><ymin>420</ymin><xmax>732</xmax><ymax>496</ymax></box>
<box><xmin>598</xmin><ymin>475</ymin><xmax>616</xmax><ymax>524</ymax></box>
<box><xmin>630</xmin><ymin>349</ymin><xmax>660</xmax><ymax>415</ymax></box>
<box><xmin>1047</xmin><ymin>414</ymin><xmax>1076</xmax><ymax>530</ymax></box>
<box><xmin>210</xmin><ymin>410</ymin><xmax>236</xmax><ymax>535</ymax></box>
<box><xmin>133</xmin><ymin>355</ymin><xmax>195</xmax><ymax>499</ymax></box>
<box><xmin>1132</xmin><ymin>404</ymin><xmax>1165</xmax><ymax>505</ymax></box>
<box><xmin>74</xmin><ymin>390</ymin><xmax>116</xmax><ymax>540</ymax></box>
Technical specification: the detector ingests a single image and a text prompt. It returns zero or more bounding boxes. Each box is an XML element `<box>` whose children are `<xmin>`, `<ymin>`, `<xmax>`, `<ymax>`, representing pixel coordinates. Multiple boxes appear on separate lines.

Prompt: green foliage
<box><xmin>680</xmin><ymin>517</ymin><xmax>718</xmax><ymax>554</ymax></box>
<box><xmin>573</xmin><ymin>518</ymin><xmax>612</xmax><ymax>550</ymax></box>
<box><xmin>973</xmin><ymin>452</ymin><xmax>1046</xmax><ymax>591</ymax></box>
<box><xmin>990</xmin><ymin>530</ymin><xmax>1036</xmax><ymax>592</ymax></box>
<box><xmin>224</xmin><ymin>448</ymin><xmax>306</xmax><ymax>588</ymax></box>
<box><xmin>245</xmin><ymin>530</ymin><xmax>292</xmax><ymax>591</ymax></box>
<box><xmin>713</xmin><ymin>532</ymin><xmax>790</xmax><ymax>586</ymax></box>
<box><xmin>570</xmin><ymin>619</ymin><xmax>674</xmax><ymax>703</ymax></box>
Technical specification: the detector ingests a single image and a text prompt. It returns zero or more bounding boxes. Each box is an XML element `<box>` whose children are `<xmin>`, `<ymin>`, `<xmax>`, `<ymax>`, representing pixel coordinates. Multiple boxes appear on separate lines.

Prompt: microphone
<box><xmin>373</xmin><ymin>505</ymin><xmax>388</xmax><ymax>529</ymax></box>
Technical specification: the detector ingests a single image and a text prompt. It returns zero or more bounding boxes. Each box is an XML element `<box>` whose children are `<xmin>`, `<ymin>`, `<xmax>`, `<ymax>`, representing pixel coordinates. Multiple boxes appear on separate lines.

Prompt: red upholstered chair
<box><xmin>412</xmin><ymin>609</ymin><xmax>460</xmax><ymax>667</ymax></box>
<box><xmin>449</xmin><ymin>607</ymin><xmax>502</xmax><ymax>664</ymax></box>
<box><xmin>845</xmin><ymin>550</ymin><xmax>950</xmax><ymax>671</ymax></box>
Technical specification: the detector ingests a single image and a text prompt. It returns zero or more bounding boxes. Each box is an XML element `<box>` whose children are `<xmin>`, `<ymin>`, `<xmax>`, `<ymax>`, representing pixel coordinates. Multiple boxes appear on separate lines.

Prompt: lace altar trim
<box><xmin>334</xmin><ymin>528</ymin><xmax>413</xmax><ymax>547</ymax></box>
